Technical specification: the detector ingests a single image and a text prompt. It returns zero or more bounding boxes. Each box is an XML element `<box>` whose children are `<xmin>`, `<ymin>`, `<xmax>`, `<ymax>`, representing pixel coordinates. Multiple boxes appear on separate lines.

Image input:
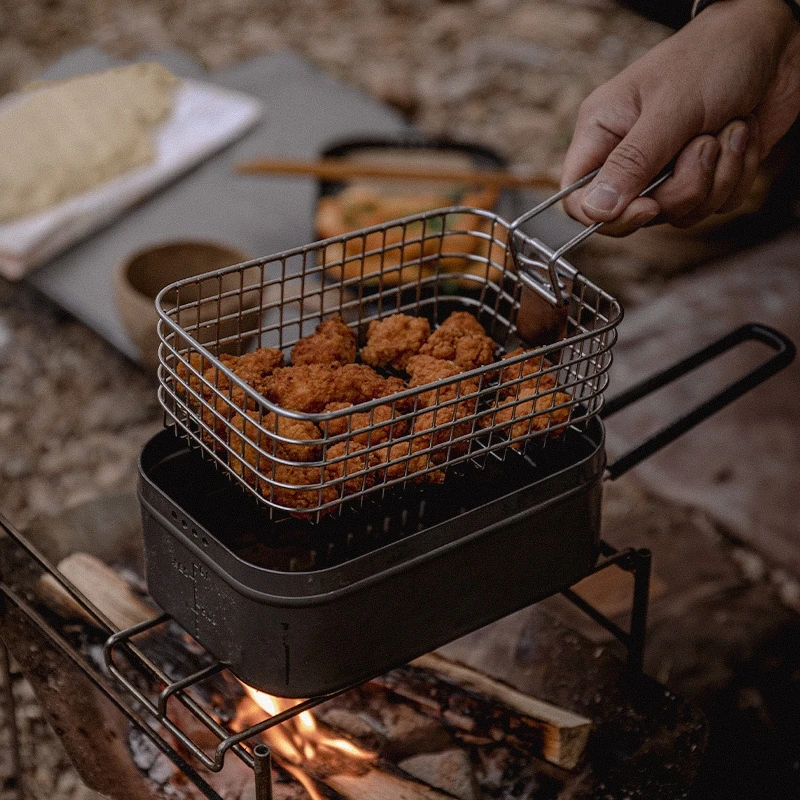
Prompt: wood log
<box><xmin>373</xmin><ymin>652</ymin><xmax>592</xmax><ymax>770</ymax></box>
<box><xmin>36</xmin><ymin>551</ymin><xmax>157</xmax><ymax>631</ymax></box>
<box><xmin>325</xmin><ymin>768</ymin><xmax>461</xmax><ymax>800</ymax></box>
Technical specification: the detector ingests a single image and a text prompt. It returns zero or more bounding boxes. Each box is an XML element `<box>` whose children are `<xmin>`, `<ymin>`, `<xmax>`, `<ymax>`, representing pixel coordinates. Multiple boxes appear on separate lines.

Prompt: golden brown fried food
<box><xmin>176</xmin><ymin>351</ymin><xmax>210</xmax><ymax>398</ymax></box>
<box><xmin>323</xmin><ymin>441</ymin><xmax>380</xmax><ymax>497</ymax></box>
<box><xmin>498</xmin><ymin>348</ymin><xmax>556</xmax><ymax>397</ymax></box>
<box><xmin>412</xmin><ymin>404</ymin><xmax>474</xmax><ymax>454</ymax></box>
<box><xmin>375</xmin><ymin>441</ymin><xmax>446</xmax><ymax>485</ymax></box>
<box><xmin>438</xmin><ymin>310</ymin><xmax>487</xmax><ymax>337</ymax></box>
<box><xmin>419</xmin><ymin>311</ymin><xmax>496</xmax><ymax>370</ymax></box>
<box><xmin>291</xmin><ymin>316</ymin><xmax>357</xmax><ymax>367</ymax></box>
<box><xmin>192</xmin><ymin>349</ymin><xmax>283</xmax><ymax>446</ymax></box>
<box><xmin>405</xmin><ymin>354</ymin><xmax>480</xmax><ymax>410</ymax></box>
<box><xmin>406</xmin><ymin>353</ymin><xmax>460</xmax><ymax>385</ymax></box>
<box><xmin>262</xmin><ymin>364</ymin><xmax>338</xmax><ymax>413</ymax></box>
<box><xmin>331</xmin><ymin>364</ymin><xmax>407</xmax><ymax>407</ymax></box>
<box><xmin>360</xmin><ymin>314</ymin><xmax>431</xmax><ymax>371</ymax></box>
<box><xmin>264</xmin><ymin>363</ymin><xmax>407</xmax><ymax>413</ymax></box>
<box><xmin>260</xmin><ymin>463</ymin><xmax>338</xmax><ymax>512</ymax></box>
<box><xmin>230</xmin><ymin>410</ymin><xmax>322</xmax><ymax>465</ymax></box>
<box><xmin>481</xmin><ymin>386</ymin><xmax>572</xmax><ymax>447</ymax></box>
<box><xmin>322</xmin><ymin>402</ymin><xmax>408</xmax><ymax>447</ymax></box>
<box><xmin>227</xmin><ymin>410</ymin><xmax>321</xmax><ymax>487</ymax></box>
<box><xmin>224</xmin><ymin>348</ymin><xmax>286</xmax><ymax>394</ymax></box>
<box><xmin>180</xmin><ymin>307</ymin><xmax>578</xmax><ymax>512</ymax></box>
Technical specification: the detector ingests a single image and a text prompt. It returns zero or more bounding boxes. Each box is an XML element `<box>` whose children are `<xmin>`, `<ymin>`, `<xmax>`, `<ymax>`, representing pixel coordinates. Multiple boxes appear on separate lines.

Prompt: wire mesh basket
<box><xmin>157</xmin><ymin>186</ymin><xmax>622</xmax><ymax>521</ymax></box>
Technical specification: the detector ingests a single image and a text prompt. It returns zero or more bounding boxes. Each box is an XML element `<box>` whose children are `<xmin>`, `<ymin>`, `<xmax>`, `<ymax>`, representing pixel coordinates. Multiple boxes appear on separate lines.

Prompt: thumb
<box><xmin>579</xmin><ymin>115</ymin><xmax>684</xmax><ymax>222</ymax></box>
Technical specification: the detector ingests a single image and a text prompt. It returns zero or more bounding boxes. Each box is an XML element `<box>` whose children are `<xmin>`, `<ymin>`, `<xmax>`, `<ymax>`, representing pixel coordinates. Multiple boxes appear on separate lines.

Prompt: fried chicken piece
<box><xmin>228</xmin><ymin>410</ymin><xmax>322</xmax><ymax>479</ymax></box>
<box><xmin>498</xmin><ymin>348</ymin><xmax>556</xmax><ymax>397</ymax></box>
<box><xmin>375</xmin><ymin>441</ymin><xmax>446</xmax><ymax>485</ymax></box>
<box><xmin>412</xmin><ymin>404</ymin><xmax>474</xmax><ymax>455</ymax></box>
<box><xmin>438</xmin><ymin>311</ymin><xmax>487</xmax><ymax>337</ymax></box>
<box><xmin>322</xmin><ymin>402</ymin><xmax>408</xmax><ymax>447</ymax></box>
<box><xmin>260</xmin><ymin>463</ymin><xmax>339</xmax><ymax>513</ymax></box>
<box><xmin>177</xmin><ymin>348</ymin><xmax>285</xmax><ymax>446</ymax></box>
<box><xmin>406</xmin><ymin>353</ymin><xmax>460</xmax><ymax>386</ymax></box>
<box><xmin>222</xmin><ymin>348</ymin><xmax>286</xmax><ymax>395</ymax></box>
<box><xmin>481</xmin><ymin>386</ymin><xmax>572</xmax><ymax>447</ymax></box>
<box><xmin>176</xmin><ymin>351</ymin><xmax>211</xmax><ymax>398</ymax></box>
<box><xmin>323</xmin><ymin>441</ymin><xmax>380</xmax><ymax>497</ymax></box>
<box><xmin>360</xmin><ymin>313</ymin><xmax>431</xmax><ymax>371</ymax></box>
<box><xmin>331</xmin><ymin>364</ymin><xmax>407</xmax><ymax>407</ymax></box>
<box><xmin>193</xmin><ymin>349</ymin><xmax>284</xmax><ymax>448</ymax></box>
<box><xmin>264</xmin><ymin>363</ymin><xmax>407</xmax><ymax>413</ymax></box>
<box><xmin>262</xmin><ymin>364</ymin><xmax>339</xmax><ymax>413</ymax></box>
<box><xmin>419</xmin><ymin>311</ymin><xmax>496</xmax><ymax>371</ymax></box>
<box><xmin>254</xmin><ymin>441</ymin><xmax>380</xmax><ymax>515</ymax></box>
<box><xmin>420</xmin><ymin>329</ymin><xmax>496</xmax><ymax>371</ymax></box>
<box><xmin>291</xmin><ymin>316</ymin><xmax>357</xmax><ymax>367</ymax></box>
<box><xmin>197</xmin><ymin>371</ymin><xmax>249</xmax><ymax>449</ymax></box>
<box><xmin>405</xmin><ymin>354</ymin><xmax>480</xmax><ymax>410</ymax></box>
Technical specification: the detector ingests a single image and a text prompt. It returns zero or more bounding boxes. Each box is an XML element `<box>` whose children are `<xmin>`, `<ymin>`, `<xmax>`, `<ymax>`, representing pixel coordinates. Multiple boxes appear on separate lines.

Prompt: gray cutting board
<box><xmin>26</xmin><ymin>47</ymin><xmax>411</xmax><ymax>361</ymax></box>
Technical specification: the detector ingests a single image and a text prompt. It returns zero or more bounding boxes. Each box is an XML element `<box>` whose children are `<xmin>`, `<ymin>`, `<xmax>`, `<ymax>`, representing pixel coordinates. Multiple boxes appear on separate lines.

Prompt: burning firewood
<box><xmin>34</xmin><ymin>550</ymin><xmax>590</xmax><ymax>798</ymax></box>
<box><xmin>373</xmin><ymin>652</ymin><xmax>592</xmax><ymax>770</ymax></box>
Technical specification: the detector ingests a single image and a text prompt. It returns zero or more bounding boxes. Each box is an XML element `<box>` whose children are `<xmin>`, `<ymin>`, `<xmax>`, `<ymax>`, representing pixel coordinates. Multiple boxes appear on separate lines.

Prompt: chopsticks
<box><xmin>235</xmin><ymin>156</ymin><xmax>560</xmax><ymax>191</ymax></box>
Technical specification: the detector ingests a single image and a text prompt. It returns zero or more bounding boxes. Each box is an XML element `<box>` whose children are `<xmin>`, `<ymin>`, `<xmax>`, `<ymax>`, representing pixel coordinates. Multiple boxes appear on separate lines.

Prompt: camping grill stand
<box><xmin>0</xmin><ymin>515</ymin><xmax>652</xmax><ymax>800</ymax></box>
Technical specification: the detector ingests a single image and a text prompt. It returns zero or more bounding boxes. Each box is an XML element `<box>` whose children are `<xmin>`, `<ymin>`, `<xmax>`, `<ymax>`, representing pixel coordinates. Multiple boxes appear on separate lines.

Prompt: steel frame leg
<box><xmin>561</xmin><ymin>544</ymin><xmax>652</xmax><ymax>679</ymax></box>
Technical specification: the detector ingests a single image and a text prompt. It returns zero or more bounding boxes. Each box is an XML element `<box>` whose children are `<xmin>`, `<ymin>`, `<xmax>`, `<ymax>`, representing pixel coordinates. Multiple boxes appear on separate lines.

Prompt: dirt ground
<box><xmin>1</xmin><ymin>2</ymin><xmax>799</xmax><ymax>799</ymax></box>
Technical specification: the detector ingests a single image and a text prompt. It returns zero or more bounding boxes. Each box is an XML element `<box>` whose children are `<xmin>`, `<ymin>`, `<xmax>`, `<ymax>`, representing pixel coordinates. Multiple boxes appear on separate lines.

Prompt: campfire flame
<box><xmin>241</xmin><ymin>683</ymin><xmax>373</xmax><ymax>799</ymax></box>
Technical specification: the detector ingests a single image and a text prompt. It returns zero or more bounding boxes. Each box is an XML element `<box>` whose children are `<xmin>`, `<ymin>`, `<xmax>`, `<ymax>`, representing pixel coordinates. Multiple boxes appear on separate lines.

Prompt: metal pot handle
<box><xmin>602</xmin><ymin>323</ymin><xmax>796</xmax><ymax>480</ymax></box>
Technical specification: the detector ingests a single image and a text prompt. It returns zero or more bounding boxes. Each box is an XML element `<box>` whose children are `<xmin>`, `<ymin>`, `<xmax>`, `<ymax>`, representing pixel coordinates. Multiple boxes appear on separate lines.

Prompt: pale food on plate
<box><xmin>0</xmin><ymin>62</ymin><xmax>178</xmax><ymax>221</ymax></box>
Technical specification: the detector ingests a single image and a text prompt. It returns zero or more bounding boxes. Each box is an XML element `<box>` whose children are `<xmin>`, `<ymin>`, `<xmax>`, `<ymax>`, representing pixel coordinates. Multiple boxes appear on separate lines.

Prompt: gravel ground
<box><xmin>1</xmin><ymin>3</ymin><xmax>799</xmax><ymax>800</ymax></box>
<box><xmin>0</xmin><ymin>0</ymin><xmax>671</xmax><ymax>176</ymax></box>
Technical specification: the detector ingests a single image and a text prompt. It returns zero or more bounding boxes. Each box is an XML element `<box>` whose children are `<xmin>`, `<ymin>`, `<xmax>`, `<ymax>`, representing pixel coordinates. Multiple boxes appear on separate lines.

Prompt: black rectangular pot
<box><xmin>139</xmin><ymin>323</ymin><xmax>794</xmax><ymax>697</ymax></box>
<box><xmin>139</xmin><ymin>419</ymin><xmax>605</xmax><ymax>697</ymax></box>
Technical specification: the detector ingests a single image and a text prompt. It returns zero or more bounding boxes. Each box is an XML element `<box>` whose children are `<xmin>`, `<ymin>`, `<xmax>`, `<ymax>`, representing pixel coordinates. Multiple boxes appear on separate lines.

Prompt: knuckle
<box><xmin>605</xmin><ymin>141</ymin><xmax>652</xmax><ymax>179</ymax></box>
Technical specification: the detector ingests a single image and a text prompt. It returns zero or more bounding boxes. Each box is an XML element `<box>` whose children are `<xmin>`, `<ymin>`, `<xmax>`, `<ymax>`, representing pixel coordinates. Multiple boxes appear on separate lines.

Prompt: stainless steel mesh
<box><xmin>156</xmin><ymin>204</ymin><xmax>621</xmax><ymax>520</ymax></box>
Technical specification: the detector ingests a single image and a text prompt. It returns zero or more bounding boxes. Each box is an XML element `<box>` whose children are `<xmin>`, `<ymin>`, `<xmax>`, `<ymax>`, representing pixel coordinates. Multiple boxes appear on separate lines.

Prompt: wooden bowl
<box><xmin>114</xmin><ymin>240</ymin><xmax>255</xmax><ymax>371</ymax></box>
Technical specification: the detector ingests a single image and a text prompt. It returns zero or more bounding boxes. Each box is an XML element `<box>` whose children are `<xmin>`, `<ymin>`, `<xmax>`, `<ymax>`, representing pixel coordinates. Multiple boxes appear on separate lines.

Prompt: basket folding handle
<box><xmin>601</xmin><ymin>323</ymin><xmax>796</xmax><ymax>480</ymax></box>
<box><xmin>510</xmin><ymin>168</ymin><xmax>672</xmax><ymax>306</ymax></box>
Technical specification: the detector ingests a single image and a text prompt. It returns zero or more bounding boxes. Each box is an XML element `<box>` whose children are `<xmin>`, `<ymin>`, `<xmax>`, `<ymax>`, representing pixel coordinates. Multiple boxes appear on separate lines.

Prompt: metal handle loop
<box><xmin>509</xmin><ymin>167</ymin><xmax>672</xmax><ymax>305</ymax></box>
<box><xmin>602</xmin><ymin>323</ymin><xmax>796</xmax><ymax>479</ymax></box>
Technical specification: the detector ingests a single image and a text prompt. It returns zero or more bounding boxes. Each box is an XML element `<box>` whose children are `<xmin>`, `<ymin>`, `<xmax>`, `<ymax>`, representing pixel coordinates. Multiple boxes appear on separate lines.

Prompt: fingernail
<box><xmin>699</xmin><ymin>140</ymin><xmax>718</xmax><ymax>170</ymax></box>
<box><xmin>730</xmin><ymin>124</ymin><xmax>749</xmax><ymax>155</ymax></box>
<box><xmin>583</xmin><ymin>182</ymin><xmax>620</xmax><ymax>214</ymax></box>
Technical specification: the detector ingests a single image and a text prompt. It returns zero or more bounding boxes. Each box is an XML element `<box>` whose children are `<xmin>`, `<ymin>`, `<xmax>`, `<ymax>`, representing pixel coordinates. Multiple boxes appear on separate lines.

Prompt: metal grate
<box><xmin>0</xmin><ymin>514</ymin><xmax>652</xmax><ymax>800</ymax></box>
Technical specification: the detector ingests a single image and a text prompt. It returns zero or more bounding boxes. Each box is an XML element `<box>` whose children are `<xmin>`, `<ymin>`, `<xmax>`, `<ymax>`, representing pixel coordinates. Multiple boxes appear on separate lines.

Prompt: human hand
<box><xmin>561</xmin><ymin>0</ymin><xmax>800</xmax><ymax>235</ymax></box>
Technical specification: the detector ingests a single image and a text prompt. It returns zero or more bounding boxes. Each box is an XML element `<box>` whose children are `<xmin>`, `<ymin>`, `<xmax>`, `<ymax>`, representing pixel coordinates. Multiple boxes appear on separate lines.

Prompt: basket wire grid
<box><xmin>156</xmin><ymin>200</ymin><xmax>621</xmax><ymax>520</ymax></box>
